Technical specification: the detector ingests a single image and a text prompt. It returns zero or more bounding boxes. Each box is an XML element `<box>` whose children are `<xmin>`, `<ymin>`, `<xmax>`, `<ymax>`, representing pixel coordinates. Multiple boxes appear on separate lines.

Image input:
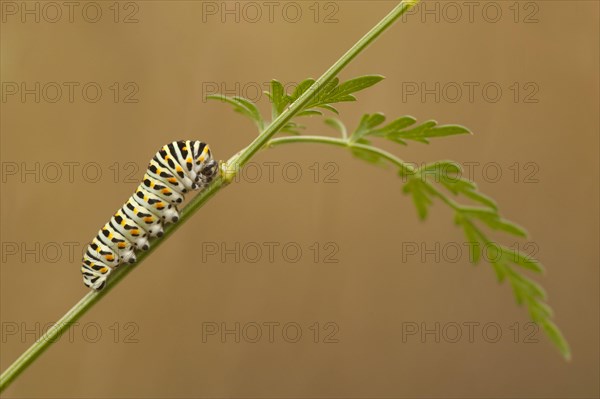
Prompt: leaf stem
<box><xmin>268</xmin><ymin>135</ymin><xmax>415</xmax><ymax>174</ymax></box>
<box><xmin>0</xmin><ymin>1</ymin><xmax>419</xmax><ymax>392</ymax></box>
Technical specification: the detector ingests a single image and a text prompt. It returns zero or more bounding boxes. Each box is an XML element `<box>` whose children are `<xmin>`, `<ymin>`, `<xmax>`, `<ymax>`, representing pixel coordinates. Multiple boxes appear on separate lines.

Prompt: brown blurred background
<box><xmin>1</xmin><ymin>1</ymin><xmax>598</xmax><ymax>398</ymax></box>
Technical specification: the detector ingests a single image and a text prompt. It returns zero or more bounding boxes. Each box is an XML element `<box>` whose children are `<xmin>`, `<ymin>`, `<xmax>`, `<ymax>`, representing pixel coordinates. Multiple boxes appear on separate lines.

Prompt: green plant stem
<box><xmin>0</xmin><ymin>1</ymin><xmax>419</xmax><ymax>392</ymax></box>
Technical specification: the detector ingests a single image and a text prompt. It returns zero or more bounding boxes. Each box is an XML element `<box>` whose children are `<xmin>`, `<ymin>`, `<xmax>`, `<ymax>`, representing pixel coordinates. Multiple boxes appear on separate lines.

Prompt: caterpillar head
<box><xmin>197</xmin><ymin>159</ymin><xmax>219</xmax><ymax>185</ymax></box>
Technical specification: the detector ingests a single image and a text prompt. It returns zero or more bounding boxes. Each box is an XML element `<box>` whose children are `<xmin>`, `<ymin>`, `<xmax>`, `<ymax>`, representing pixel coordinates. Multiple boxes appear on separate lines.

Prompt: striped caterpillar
<box><xmin>81</xmin><ymin>140</ymin><xmax>219</xmax><ymax>291</ymax></box>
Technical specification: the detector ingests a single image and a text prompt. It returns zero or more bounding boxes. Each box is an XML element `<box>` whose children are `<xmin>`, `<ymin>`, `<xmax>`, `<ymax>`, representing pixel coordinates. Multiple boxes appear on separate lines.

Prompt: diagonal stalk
<box><xmin>0</xmin><ymin>0</ymin><xmax>419</xmax><ymax>392</ymax></box>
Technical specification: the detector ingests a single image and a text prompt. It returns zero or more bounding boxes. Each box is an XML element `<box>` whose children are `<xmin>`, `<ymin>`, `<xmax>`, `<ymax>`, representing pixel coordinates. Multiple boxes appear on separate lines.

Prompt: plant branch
<box><xmin>267</xmin><ymin>133</ymin><xmax>571</xmax><ymax>360</ymax></box>
<box><xmin>0</xmin><ymin>1</ymin><xmax>419</xmax><ymax>392</ymax></box>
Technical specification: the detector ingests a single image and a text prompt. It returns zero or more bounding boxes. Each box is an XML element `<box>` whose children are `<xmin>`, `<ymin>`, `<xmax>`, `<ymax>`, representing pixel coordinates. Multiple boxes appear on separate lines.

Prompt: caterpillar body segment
<box><xmin>81</xmin><ymin>140</ymin><xmax>218</xmax><ymax>291</ymax></box>
<box><xmin>121</xmin><ymin>197</ymin><xmax>164</xmax><ymax>238</ymax></box>
<box><xmin>97</xmin><ymin>225</ymin><xmax>136</xmax><ymax>264</ymax></box>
